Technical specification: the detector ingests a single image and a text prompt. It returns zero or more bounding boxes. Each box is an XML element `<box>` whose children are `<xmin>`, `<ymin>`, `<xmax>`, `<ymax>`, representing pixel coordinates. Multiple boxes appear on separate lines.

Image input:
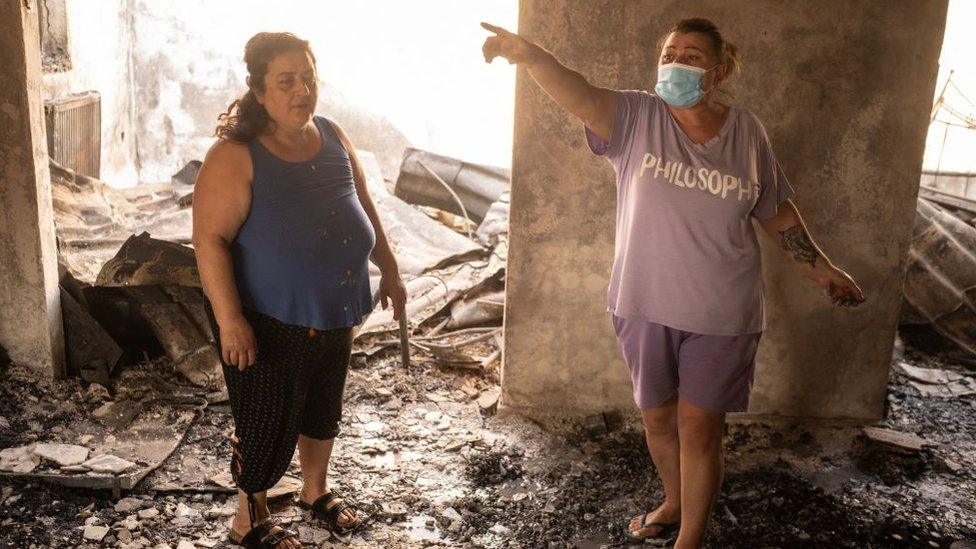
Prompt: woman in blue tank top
<box><xmin>192</xmin><ymin>32</ymin><xmax>406</xmax><ymax>548</ymax></box>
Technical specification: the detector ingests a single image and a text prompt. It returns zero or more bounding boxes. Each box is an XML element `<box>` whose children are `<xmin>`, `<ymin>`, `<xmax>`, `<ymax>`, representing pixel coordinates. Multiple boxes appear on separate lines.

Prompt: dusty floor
<box><xmin>1</xmin><ymin>325</ymin><xmax>975</xmax><ymax>549</ymax></box>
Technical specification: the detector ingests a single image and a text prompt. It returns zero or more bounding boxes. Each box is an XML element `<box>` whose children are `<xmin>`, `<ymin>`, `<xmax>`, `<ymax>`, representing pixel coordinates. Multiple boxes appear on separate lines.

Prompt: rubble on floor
<box><xmin>2</xmin><ymin>324</ymin><xmax>975</xmax><ymax>548</ymax></box>
<box><xmin>394</xmin><ymin>148</ymin><xmax>510</xmax><ymax>224</ymax></box>
<box><xmin>53</xmin><ymin>148</ymin><xmax>510</xmax><ymax>390</ymax></box>
<box><xmin>901</xmin><ymin>196</ymin><xmax>976</xmax><ymax>356</ymax></box>
<box><xmin>893</xmin><ymin>360</ymin><xmax>976</xmax><ymax>398</ymax></box>
<box><xmin>0</xmin><ymin>356</ymin><xmax>205</xmax><ymax>500</ymax></box>
<box><xmin>61</xmin><ymin>232</ymin><xmax>222</xmax><ymax>390</ymax></box>
<box><xmin>15</xmin><ymin>144</ymin><xmax>972</xmax><ymax>548</ymax></box>
<box><xmin>359</xmin><ymin>152</ymin><xmax>486</xmax><ymax>278</ymax></box>
<box><xmin>60</xmin><ymin>266</ymin><xmax>124</xmax><ymax>385</ymax></box>
<box><xmin>51</xmin><ymin>160</ymin><xmax>192</xmax><ymax>284</ymax></box>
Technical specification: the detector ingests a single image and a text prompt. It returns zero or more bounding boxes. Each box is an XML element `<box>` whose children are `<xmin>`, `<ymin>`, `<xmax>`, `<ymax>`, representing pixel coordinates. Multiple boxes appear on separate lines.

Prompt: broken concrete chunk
<box><xmin>138</xmin><ymin>507</ymin><xmax>160</xmax><ymax>520</ymax></box>
<box><xmin>489</xmin><ymin>523</ymin><xmax>513</xmax><ymax>536</ymax></box>
<box><xmin>114</xmin><ymin>497</ymin><xmax>145</xmax><ymax>513</ymax></box>
<box><xmin>0</xmin><ymin>445</ymin><xmax>40</xmax><ymax>473</ymax></box>
<box><xmin>440</xmin><ymin>507</ymin><xmax>462</xmax><ymax>522</ymax></box>
<box><xmin>445</xmin><ymin>440</ymin><xmax>467</xmax><ymax>452</ymax></box>
<box><xmin>363</xmin><ymin>421</ymin><xmax>386</xmax><ymax>433</ymax></box>
<box><xmin>861</xmin><ymin>427</ymin><xmax>933</xmax><ymax>453</ymax></box>
<box><xmin>381</xmin><ymin>502</ymin><xmax>408</xmax><ymax>518</ymax></box>
<box><xmin>935</xmin><ymin>456</ymin><xmax>964</xmax><ymax>475</ymax></box>
<box><xmin>477</xmin><ymin>389</ymin><xmax>500</xmax><ymax>416</ymax></box>
<box><xmin>92</xmin><ymin>401</ymin><xmax>114</xmax><ymax>418</ymax></box>
<box><xmin>266</xmin><ymin>475</ymin><xmax>303</xmax><ymax>500</ymax></box>
<box><xmin>81</xmin><ymin>454</ymin><xmax>137</xmax><ymax>474</ymax></box>
<box><xmin>203</xmin><ymin>504</ymin><xmax>234</xmax><ymax>519</ymax></box>
<box><xmin>908</xmin><ymin>378</ymin><xmax>976</xmax><ymax>398</ymax></box>
<box><xmin>210</xmin><ymin>470</ymin><xmax>235</xmax><ymax>489</ymax></box>
<box><xmin>59</xmin><ymin>465</ymin><xmax>89</xmax><ymax>473</ymax></box>
<box><xmin>92</xmin><ymin>399</ymin><xmax>145</xmax><ymax>430</ymax></box>
<box><xmin>895</xmin><ymin>361</ymin><xmax>966</xmax><ymax>384</ymax></box>
<box><xmin>894</xmin><ymin>361</ymin><xmax>976</xmax><ymax>397</ymax></box>
<box><xmin>83</xmin><ymin>524</ymin><xmax>109</xmax><ymax>541</ymax></box>
<box><xmin>86</xmin><ymin>383</ymin><xmax>111</xmax><ymax>402</ymax></box>
<box><xmin>121</xmin><ymin>515</ymin><xmax>140</xmax><ymax>530</ymax></box>
<box><xmin>174</xmin><ymin>502</ymin><xmax>201</xmax><ymax>519</ymax></box>
<box><xmin>32</xmin><ymin>443</ymin><xmax>89</xmax><ymax>467</ymax></box>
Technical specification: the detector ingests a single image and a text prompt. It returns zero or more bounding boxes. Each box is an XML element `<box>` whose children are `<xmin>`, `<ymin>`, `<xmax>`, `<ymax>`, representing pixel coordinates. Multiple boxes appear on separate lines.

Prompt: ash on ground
<box><xmin>1</xmin><ymin>325</ymin><xmax>974</xmax><ymax>548</ymax></box>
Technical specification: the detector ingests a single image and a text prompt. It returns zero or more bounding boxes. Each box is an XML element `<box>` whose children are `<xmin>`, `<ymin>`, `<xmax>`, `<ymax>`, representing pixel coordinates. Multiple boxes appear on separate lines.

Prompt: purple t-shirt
<box><xmin>585</xmin><ymin>90</ymin><xmax>795</xmax><ymax>335</ymax></box>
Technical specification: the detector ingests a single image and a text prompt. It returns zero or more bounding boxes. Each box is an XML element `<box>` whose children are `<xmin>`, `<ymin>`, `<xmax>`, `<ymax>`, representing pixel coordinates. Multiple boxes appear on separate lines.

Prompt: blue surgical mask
<box><xmin>654</xmin><ymin>62</ymin><xmax>720</xmax><ymax>108</ymax></box>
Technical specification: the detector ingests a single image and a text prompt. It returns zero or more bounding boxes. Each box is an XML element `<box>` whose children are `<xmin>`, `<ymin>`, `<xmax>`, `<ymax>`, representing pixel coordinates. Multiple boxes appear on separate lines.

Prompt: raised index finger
<box><xmin>481</xmin><ymin>22</ymin><xmax>512</xmax><ymax>36</ymax></box>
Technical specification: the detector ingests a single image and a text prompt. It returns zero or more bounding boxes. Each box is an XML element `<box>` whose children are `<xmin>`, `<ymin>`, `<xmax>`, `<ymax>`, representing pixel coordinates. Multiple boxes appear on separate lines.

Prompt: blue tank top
<box><xmin>230</xmin><ymin>115</ymin><xmax>376</xmax><ymax>329</ymax></box>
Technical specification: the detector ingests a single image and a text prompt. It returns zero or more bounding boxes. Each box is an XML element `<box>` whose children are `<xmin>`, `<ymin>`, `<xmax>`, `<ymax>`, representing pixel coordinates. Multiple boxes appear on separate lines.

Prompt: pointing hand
<box><xmin>481</xmin><ymin>22</ymin><xmax>539</xmax><ymax>66</ymax></box>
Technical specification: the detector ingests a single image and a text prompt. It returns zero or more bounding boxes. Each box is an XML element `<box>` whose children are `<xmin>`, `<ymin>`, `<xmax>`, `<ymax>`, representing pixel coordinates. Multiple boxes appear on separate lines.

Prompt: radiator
<box><xmin>45</xmin><ymin>91</ymin><xmax>101</xmax><ymax>179</ymax></box>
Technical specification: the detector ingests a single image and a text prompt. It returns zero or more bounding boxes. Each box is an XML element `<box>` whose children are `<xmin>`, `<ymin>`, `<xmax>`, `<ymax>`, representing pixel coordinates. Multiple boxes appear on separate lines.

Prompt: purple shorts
<box><xmin>611</xmin><ymin>314</ymin><xmax>762</xmax><ymax>413</ymax></box>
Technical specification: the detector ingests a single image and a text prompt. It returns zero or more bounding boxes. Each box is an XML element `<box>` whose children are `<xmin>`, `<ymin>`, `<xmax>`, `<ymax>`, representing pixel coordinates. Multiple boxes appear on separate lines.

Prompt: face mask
<box><xmin>654</xmin><ymin>62</ymin><xmax>720</xmax><ymax>108</ymax></box>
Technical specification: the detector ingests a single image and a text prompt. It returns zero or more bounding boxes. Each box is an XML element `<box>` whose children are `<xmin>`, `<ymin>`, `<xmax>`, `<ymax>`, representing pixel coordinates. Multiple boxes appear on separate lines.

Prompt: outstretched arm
<box><xmin>481</xmin><ymin>22</ymin><xmax>617</xmax><ymax>141</ymax></box>
<box><xmin>757</xmin><ymin>200</ymin><xmax>866</xmax><ymax>307</ymax></box>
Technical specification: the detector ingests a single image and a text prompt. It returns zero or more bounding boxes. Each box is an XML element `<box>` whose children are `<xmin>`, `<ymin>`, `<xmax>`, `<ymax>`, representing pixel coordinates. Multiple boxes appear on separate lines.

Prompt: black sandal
<box><xmin>625</xmin><ymin>511</ymin><xmax>680</xmax><ymax>542</ymax></box>
<box><xmin>227</xmin><ymin>517</ymin><xmax>299</xmax><ymax>548</ymax></box>
<box><xmin>298</xmin><ymin>490</ymin><xmax>365</xmax><ymax>535</ymax></box>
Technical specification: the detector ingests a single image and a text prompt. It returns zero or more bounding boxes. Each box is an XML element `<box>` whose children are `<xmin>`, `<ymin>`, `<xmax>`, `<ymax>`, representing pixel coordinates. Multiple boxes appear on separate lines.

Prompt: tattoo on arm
<box><xmin>777</xmin><ymin>225</ymin><xmax>819</xmax><ymax>268</ymax></box>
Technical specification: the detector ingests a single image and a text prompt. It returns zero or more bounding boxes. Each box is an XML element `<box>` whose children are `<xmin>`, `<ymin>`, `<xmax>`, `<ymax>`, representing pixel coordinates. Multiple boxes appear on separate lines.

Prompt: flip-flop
<box><xmin>298</xmin><ymin>490</ymin><xmax>365</xmax><ymax>535</ymax></box>
<box><xmin>625</xmin><ymin>511</ymin><xmax>680</xmax><ymax>541</ymax></box>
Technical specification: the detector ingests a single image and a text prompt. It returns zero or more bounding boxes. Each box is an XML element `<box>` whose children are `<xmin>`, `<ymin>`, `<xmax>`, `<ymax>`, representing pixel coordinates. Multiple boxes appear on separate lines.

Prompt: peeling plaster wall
<box><xmin>41</xmin><ymin>0</ymin><xmax>139</xmax><ymax>187</ymax></box>
<box><xmin>41</xmin><ymin>0</ymin><xmax>413</xmax><ymax>186</ymax></box>
<box><xmin>0</xmin><ymin>1</ymin><xmax>66</xmax><ymax>376</ymax></box>
<box><xmin>128</xmin><ymin>1</ymin><xmax>411</xmax><ymax>183</ymax></box>
<box><xmin>38</xmin><ymin>1</ymin><xmax>519</xmax><ymax>185</ymax></box>
<box><xmin>503</xmin><ymin>1</ymin><xmax>947</xmax><ymax>423</ymax></box>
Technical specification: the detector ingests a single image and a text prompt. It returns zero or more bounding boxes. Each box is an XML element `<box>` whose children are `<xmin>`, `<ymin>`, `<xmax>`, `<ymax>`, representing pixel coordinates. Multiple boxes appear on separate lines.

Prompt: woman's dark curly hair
<box><xmin>214</xmin><ymin>32</ymin><xmax>317</xmax><ymax>142</ymax></box>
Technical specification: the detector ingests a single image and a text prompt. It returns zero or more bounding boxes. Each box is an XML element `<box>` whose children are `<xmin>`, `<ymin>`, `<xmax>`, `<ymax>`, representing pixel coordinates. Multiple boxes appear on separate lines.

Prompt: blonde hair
<box><xmin>658</xmin><ymin>18</ymin><xmax>741</xmax><ymax>78</ymax></box>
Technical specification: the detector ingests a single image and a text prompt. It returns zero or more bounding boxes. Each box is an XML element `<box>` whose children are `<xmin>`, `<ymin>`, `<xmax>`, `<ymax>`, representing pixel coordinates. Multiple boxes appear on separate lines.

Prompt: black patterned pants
<box><xmin>203</xmin><ymin>298</ymin><xmax>353</xmax><ymax>497</ymax></box>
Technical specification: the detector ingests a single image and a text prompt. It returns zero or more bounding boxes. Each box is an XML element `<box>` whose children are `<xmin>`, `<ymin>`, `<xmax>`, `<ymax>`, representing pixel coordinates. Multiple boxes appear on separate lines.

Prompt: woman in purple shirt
<box><xmin>482</xmin><ymin>17</ymin><xmax>865</xmax><ymax>548</ymax></box>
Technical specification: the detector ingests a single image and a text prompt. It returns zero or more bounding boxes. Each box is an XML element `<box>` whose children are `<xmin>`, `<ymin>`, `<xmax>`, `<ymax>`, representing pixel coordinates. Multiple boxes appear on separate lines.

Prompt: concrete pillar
<box><xmin>502</xmin><ymin>0</ymin><xmax>947</xmax><ymax>423</ymax></box>
<box><xmin>0</xmin><ymin>0</ymin><xmax>66</xmax><ymax>377</ymax></box>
